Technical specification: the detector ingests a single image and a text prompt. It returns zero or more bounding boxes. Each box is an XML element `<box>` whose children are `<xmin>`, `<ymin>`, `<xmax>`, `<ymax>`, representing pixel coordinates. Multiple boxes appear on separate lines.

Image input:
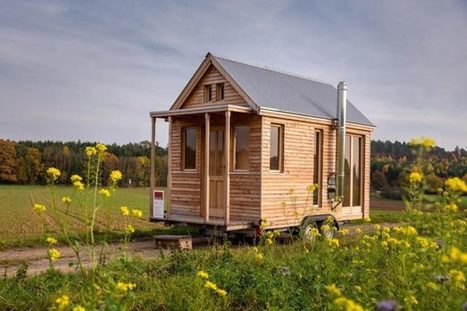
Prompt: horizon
<box><xmin>1</xmin><ymin>1</ymin><xmax>466</xmax><ymax>149</ymax></box>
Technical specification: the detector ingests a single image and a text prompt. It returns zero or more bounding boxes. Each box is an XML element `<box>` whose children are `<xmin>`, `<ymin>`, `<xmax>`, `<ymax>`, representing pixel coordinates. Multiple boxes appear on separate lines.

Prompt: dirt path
<box><xmin>0</xmin><ymin>223</ymin><xmax>397</xmax><ymax>277</ymax></box>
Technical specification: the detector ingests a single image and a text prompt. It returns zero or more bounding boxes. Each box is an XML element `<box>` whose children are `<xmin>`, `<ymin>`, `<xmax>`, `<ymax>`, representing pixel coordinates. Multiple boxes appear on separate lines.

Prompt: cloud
<box><xmin>0</xmin><ymin>0</ymin><xmax>465</xmax><ymax>149</ymax></box>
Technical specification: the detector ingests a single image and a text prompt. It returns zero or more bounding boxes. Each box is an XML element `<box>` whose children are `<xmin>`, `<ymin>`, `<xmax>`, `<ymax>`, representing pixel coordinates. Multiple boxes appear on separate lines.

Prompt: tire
<box><xmin>301</xmin><ymin>218</ymin><xmax>319</xmax><ymax>242</ymax></box>
<box><xmin>319</xmin><ymin>220</ymin><xmax>336</xmax><ymax>239</ymax></box>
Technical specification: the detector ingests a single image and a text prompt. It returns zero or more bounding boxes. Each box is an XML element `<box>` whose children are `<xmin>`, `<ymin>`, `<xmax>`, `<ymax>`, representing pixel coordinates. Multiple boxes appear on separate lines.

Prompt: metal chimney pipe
<box><xmin>336</xmin><ymin>81</ymin><xmax>347</xmax><ymax>202</ymax></box>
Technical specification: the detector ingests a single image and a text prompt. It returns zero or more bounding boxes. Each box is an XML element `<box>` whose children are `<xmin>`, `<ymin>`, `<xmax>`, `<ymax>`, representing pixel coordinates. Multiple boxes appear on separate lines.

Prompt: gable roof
<box><xmin>171</xmin><ymin>53</ymin><xmax>373</xmax><ymax>127</ymax></box>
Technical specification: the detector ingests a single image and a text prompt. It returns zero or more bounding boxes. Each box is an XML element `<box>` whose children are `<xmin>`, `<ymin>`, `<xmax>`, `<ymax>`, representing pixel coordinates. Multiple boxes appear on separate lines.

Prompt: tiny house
<box><xmin>149</xmin><ymin>53</ymin><xmax>374</xmax><ymax>234</ymax></box>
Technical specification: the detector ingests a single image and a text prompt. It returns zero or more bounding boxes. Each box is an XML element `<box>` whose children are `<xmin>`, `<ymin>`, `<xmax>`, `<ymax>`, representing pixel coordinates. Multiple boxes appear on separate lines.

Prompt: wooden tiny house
<box><xmin>149</xmin><ymin>53</ymin><xmax>374</xmax><ymax>233</ymax></box>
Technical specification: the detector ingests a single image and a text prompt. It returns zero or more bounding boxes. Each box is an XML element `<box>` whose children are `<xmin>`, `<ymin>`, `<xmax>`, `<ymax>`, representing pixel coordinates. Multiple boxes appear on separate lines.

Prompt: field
<box><xmin>0</xmin><ymin>185</ymin><xmax>167</xmax><ymax>249</ymax></box>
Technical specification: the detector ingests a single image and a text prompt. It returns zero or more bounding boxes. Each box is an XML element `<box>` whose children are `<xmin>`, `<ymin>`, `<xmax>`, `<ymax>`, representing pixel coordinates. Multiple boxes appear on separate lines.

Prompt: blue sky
<box><xmin>0</xmin><ymin>0</ymin><xmax>466</xmax><ymax>149</ymax></box>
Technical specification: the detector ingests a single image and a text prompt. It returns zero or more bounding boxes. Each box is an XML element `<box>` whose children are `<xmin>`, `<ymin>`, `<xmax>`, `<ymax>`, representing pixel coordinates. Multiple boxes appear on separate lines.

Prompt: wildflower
<box><xmin>327</xmin><ymin>238</ymin><xmax>340</xmax><ymax>248</ymax></box>
<box><xmin>409</xmin><ymin>171</ymin><xmax>422</xmax><ymax>184</ymax></box>
<box><xmin>448</xmin><ymin>269</ymin><xmax>466</xmax><ymax>289</ymax></box>
<box><xmin>48</xmin><ymin>248</ymin><xmax>61</xmax><ymax>261</ymax></box>
<box><xmin>55</xmin><ymin>295</ymin><xmax>70</xmax><ymax>310</ymax></box>
<box><xmin>46</xmin><ymin>237</ymin><xmax>57</xmax><ymax>245</ymax></box>
<box><xmin>197</xmin><ymin>271</ymin><xmax>209</xmax><ymax>279</ymax></box>
<box><xmin>46</xmin><ymin>167</ymin><xmax>61</xmax><ymax>181</ymax></box>
<box><xmin>404</xmin><ymin>295</ymin><xmax>418</xmax><ymax>305</ymax></box>
<box><xmin>73</xmin><ymin>306</ymin><xmax>86</xmax><ymax>311</ymax></box>
<box><xmin>321</xmin><ymin>224</ymin><xmax>331</xmax><ymax>232</ymax></box>
<box><xmin>375</xmin><ymin>300</ymin><xmax>400</xmax><ymax>311</ymax></box>
<box><xmin>98</xmin><ymin>189</ymin><xmax>110</xmax><ymax>197</ymax></box>
<box><xmin>382</xmin><ymin>227</ymin><xmax>391</xmax><ymax>234</ymax></box>
<box><xmin>409</xmin><ymin>136</ymin><xmax>436</xmax><ymax>148</ymax></box>
<box><xmin>259</xmin><ymin>218</ymin><xmax>268</xmax><ymax>230</ymax></box>
<box><xmin>125</xmin><ymin>224</ymin><xmax>135</xmax><ymax>234</ymax></box>
<box><xmin>96</xmin><ymin>143</ymin><xmax>107</xmax><ymax>153</ymax></box>
<box><xmin>73</xmin><ymin>180</ymin><xmax>85</xmax><ymax>190</ymax></box>
<box><xmin>255</xmin><ymin>253</ymin><xmax>264</xmax><ymax>261</ymax></box>
<box><xmin>61</xmin><ymin>196</ymin><xmax>72</xmax><ymax>205</ymax></box>
<box><xmin>333</xmin><ymin>296</ymin><xmax>364</xmax><ymax>311</ymax></box>
<box><xmin>306</xmin><ymin>183</ymin><xmax>318</xmax><ymax>192</ymax></box>
<box><xmin>374</xmin><ymin>224</ymin><xmax>381</xmax><ymax>231</ymax></box>
<box><xmin>443</xmin><ymin>203</ymin><xmax>458</xmax><ymax>213</ymax></box>
<box><xmin>70</xmin><ymin>175</ymin><xmax>82</xmax><ymax>183</ymax></box>
<box><xmin>426</xmin><ymin>282</ymin><xmax>438</xmax><ymax>290</ymax></box>
<box><xmin>120</xmin><ymin>206</ymin><xmax>130</xmax><ymax>216</ymax></box>
<box><xmin>33</xmin><ymin>203</ymin><xmax>46</xmax><ymax>213</ymax></box>
<box><xmin>131</xmin><ymin>209</ymin><xmax>143</xmax><ymax>218</ymax></box>
<box><xmin>441</xmin><ymin>246</ymin><xmax>467</xmax><ymax>264</ymax></box>
<box><xmin>216</xmin><ymin>289</ymin><xmax>227</xmax><ymax>297</ymax></box>
<box><xmin>354</xmin><ymin>285</ymin><xmax>362</xmax><ymax>292</ymax></box>
<box><xmin>204</xmin><ymin>281</ymin><xmax>217</xmax><ymax>290</ymax></box>
<box><xmin>116</xmin><ymin>281</ymin><xmax>136</xmax><ymax>292</ymax></box>
<box><xmin>110</xmin><ymin>170</ymin><xmax>122</xmax><ymax>183</ymax></box>
<box><xmin>325</xmin><ymin>284</ymin><xmax>341</xmax><ymax>296</ymax></box>
<box><xmin>339</xmin><ymin>229</ymin><xmax>349</xmax><ymax>236</ymax></box>
<box><xmin>445</xmin><ymin>177</ymin><xmax>467</xmax><ymax>193</ymax></box>
<box><xmin>355</xmin><ymin>228</ymin><xmax>362</xmax><ymax>234</ymax></box>
<box><xmin>266</xmin><ymin>238</ymin><xmax>273</xmax><ymax>245</ymax></box>
<box><xmin>363</xmin><ymin>217</ymin><xmax>371</xmax><ymax>223</ymax></box>
<box><xmin>85</xmin><ymin>146</ymin><xmax>97</xmax><ymax>157</ymax></box>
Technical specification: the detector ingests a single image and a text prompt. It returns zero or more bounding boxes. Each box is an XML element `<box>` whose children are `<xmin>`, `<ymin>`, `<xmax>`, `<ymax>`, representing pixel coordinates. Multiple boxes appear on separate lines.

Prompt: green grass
<box><xmin>0</xmin><ymin>185</ymin><xmax>174</xmax><ymax>249</ymax></box>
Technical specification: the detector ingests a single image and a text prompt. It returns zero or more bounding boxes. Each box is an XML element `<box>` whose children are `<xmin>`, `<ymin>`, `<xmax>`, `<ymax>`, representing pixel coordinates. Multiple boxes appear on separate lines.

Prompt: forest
<box><xmin>0</xmin><ymin>139</ymin><xmax>465</xmax><ymax>195</ymax></box>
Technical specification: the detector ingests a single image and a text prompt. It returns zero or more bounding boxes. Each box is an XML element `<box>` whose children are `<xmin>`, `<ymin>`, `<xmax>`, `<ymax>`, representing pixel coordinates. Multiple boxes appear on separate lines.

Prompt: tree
<box><xmin>0</xmin><ymin>140</ymin><xmax>18</xmax><ymax>183</ymax></box>
<box><xmin>135</xmin><ymin>156</ymin><xmax>150</xmax><ymax>186</ymax></box>
<box><xmin>371</xmin><ymin>170</ymin><xmax>389</xmax><ymax>191</ymax></box>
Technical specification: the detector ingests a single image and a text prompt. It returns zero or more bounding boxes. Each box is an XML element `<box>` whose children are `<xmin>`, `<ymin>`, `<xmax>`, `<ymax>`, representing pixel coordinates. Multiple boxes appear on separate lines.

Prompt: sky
<box><xmin>0</xmin><ymin>0</ymin><xmax>466</xmax><ymax>150</ymax></box>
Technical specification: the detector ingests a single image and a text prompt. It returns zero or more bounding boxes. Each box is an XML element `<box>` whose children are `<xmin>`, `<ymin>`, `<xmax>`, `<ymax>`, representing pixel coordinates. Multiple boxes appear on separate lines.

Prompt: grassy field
<box><xmin>0</xmin><ymin>185</ymin><xmax>170</xmax><ymax>249</ymax></box>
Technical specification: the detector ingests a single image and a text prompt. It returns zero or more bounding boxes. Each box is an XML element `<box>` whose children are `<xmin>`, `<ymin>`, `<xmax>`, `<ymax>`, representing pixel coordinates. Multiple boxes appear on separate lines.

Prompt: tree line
<box><xmin>0</xmin><ymin>139</ymin><xmax>167</xmax><ymax>187</ymax></box>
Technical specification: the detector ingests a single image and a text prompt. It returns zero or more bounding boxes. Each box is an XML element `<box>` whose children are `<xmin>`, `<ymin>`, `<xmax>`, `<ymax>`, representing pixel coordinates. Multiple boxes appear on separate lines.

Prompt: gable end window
<box><xmin>269</xmin><ymin>124</ymin><xmax>284</xmax><ymax>171</ymax></box>
<box><xmin>204</xmin><ymin>85</ymin><xmax>212</xmax><ymax>102</ymax></box>
<box><xmin>182</xmin><ymin>127</ymin><xmax>197</xmax><ymax>170</ymax></box>
<box><xmin>216</xmin><ymin>83</ymin><xmax>225</xmax><ymax>101</ymax></box>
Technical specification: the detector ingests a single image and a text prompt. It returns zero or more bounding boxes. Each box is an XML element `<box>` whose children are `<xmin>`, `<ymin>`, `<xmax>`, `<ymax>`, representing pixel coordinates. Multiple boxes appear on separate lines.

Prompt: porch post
<box><xmin>167</xmin><ymin>116</ymin><xmax>172</xmax><ymax>218</ymax></box>
<box><xmin>204</xmin><ymin>113</ymin><xmax>210</xmax><ymax>222</ymax></box>
<box><xmin>224</xmin><ymin>110</ymin><xmax>231</xmax><ymax>225</ymax></box>
<box><xmin>150</xmin><ymin>116</ymin><xmax>156</xmax><ymax>218</ymax></box>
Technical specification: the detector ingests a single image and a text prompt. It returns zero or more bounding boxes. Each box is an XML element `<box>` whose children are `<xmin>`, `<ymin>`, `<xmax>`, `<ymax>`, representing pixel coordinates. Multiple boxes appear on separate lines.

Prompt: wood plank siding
<box><xmin>182</xmin><ymin>65</ymin><xmax>246</xmax><ymax>108</ymax></box>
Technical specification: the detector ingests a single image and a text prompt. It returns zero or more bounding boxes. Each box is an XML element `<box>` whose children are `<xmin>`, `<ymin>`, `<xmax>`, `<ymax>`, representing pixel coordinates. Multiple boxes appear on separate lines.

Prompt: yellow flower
<box><xmin>95</xmin><ymin>143</ymin><xmax>107</xmax><ymax>153</ymax></box>
<box><xmin>110</xmin><ymin>170</ymin><xmax>122</xmax><ymax>183</ymax></box>
<box><xmin>409</xmin><ymin>171</ymin><xmax>423</xmax><ymax>184</ymax></box>
<box><xmin>426</xmin><ymin>282</ymin><xmax>438</xmax><ymax>290</ymax></box>
<box><xmin>85</xmin><ymin>146</ymin><xmax>97</xmax><ymax>157</ymax></box>
<box><xmin>327</xmin><ymin>238</ymin><xmax>340</xmax><ymax>248</ymax></box>
<box><xmin>373</xmin><ymin>224</ymin><xmax>381</xmax><ymax>231</ymax></box>
<box><xmin>48</xmin><ymin>248</ymin><xmax>60</xmax><ymax>261</ymax></box>
<box><xmin>216</xmin><ymin>288</ymin><xmax>227</xmax><ymax>297</ymax></box>
<box><xmin>70</xmin><ymin>175</ymin><xmax>82</xmax><ymax>183</ymax></box>
<box><xmin>73</xmin><ymin>306</ymin><xmax>86</xmax><ymax>311</ymax></box>
<box><xmin>120</xmin><ymin>206</ymin><xmax>130</xmax><ymax>216</ymax></box>
<box><xmin>55</xmin><ymin>295</ymin><xmax>70</xmax><ymax>310</ymax></box>
<box><xmin>445</xmin><ymin>177</ymin><xmax>467</xmax><ymax>192</ymax></box>
<box><xmin>72</xmin><ymin>180</ymin><xmax>85</xmax><ymax>190</ymax></box>
<box><xmin>254</xmin><ymin>253</ymin><xmax>264</xmax><ymax>261</ymax></box>
<box><xmin>382</xmin><ymin>227</ymin><xmax>390</xmax><ymax>234</ymax></box>
<box><xmin>260</xmin><ymin>218</ymin><xmax>268</xmax><ymax>230</ymax></box>
<box><xmin>404</xmin><ymin>295</ymin><xmax>418</xmax><ymax>305</ymax></box>
<box><xmin>325</xmin><ymin>284</ymin><xmax>341</xmax><ymax>296</ymax></box>
<box><xmin>334</xmin><ymin>297</ymin><xmax>364</xmax><ymax>311</ymax></box>
<box><xmin>46</xmin><ymin>167</ymin><xmax>61</xmax><ymax>181</ymax></box>
<box><xmin>197</xmin><ymin>271</ymin><xmax>209</xmax><ymax>279</ymax></box>
<box><xmin>306</xmin><ymin>183</ymin><xmax>319</xmax><ymax>192</ymax></box>
<box><xmin>443</xmin><ymin>203</ymin><xmax>458</xmax><ymax>213</ymax></box>
<box><xmin>46</xmin><ymin>237</ymin><xmax>57</xmax><ymax>245</ymax></box>
<box><xmin>409</xmin><ymin>136</ymin><xmax>436</xmax><ymax>148</ymax></box>
<box><xmin>266</xmin><ymin>238</ymin><xmax>273</xmax><ymax>245</ymax></box>
<box><xmin>33</xmin><ymin>203</ymin><xmax>46</xmax><ymax>213</ymax></box>
<box><xmin>61</xmin><ymin>196</ymin><xmax>72</xmax><ymax>205</ymax></box>
<box><xmin>354</xmin><ymin>285</ymin><xmax>362</xmax><ymax>292</ymax></box>
<box><xmin>131</xmin><ymin>209</ymin><xmax>143</xmax><ymax>218</ymax></box>
<box><xmin>204</xmin><ymin>281</ymin><xmax>218</xmax><ymax>290</ymax></box>
<box><xmin>355</xmin><ymin>228</ymin><xmax>362</xmax><ymax>234</ymax></box>
<box><xmin>339</xmin><ymin>229</ymin><xmax>349</xmax><ymax>236</ymax></box>
<box><xmin>99</xmin><ymin>189</ymin><xmax>110</xmax><ymax>197</ymax></box>
<box><xmin>125</xmin><ymin>224</ymin><xmax>135</xmax><ymax>234</ymax></box>
<box><xmin>363</xmin><ymin>217</ymin><xmax>371</xmax><ymax>223</ymax></box>
<box><xmin>116</xmin><ymin>281</ymin><xmax>136</xmax><ymax>292</ymax></box>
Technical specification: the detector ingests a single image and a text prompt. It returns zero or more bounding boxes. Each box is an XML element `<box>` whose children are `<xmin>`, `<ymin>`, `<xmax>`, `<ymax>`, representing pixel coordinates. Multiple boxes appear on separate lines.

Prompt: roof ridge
<box><xmin>211</xmin><ymin>54</ymin><xmax>334</xmax><ymax>87</ymax></box>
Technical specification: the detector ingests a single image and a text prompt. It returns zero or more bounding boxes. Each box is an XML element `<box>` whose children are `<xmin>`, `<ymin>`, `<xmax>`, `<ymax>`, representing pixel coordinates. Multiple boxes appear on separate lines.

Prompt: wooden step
<box><xmin>154</xmin><ymin>235</ymin><xmax>192</xmax><ymax>250</ymax></box>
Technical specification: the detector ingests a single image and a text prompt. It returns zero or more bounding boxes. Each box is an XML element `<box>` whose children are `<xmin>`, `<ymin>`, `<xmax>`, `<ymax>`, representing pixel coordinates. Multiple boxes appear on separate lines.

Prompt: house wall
<box><xmin>260</xmin><ymin>114</ymin><xmax>372</xmax><ymax>228</ymax></box>
<box><xmin>182</xmin><ymin>65</ymin><xmax>246</xmax><ymax>108</ymax></box>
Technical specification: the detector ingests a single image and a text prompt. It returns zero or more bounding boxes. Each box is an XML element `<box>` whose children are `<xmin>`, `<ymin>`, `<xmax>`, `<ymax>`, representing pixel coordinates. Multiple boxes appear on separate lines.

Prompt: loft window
<box><xmin>233</xmin><ymin>125</ymin><xmax>250</xmax><ymax>170</ymax></box>
<box><xmin>269</xmin><ymin>124</ymin><xmax>284</xmax><ymax>171</ymax></box>
<box><xmin>204</xmin><ymin>85</ymin><xmax>212</xmax><ymax>102</ymax></box>
<box><xmin>182</xmin><ymin>127</ymin><xmax>197</xmax><ymax>170</ymax></box>
<box><xmin>313</xmin><ymin>130</ymin><xmax>323</xmax><ymax>206</ymax></box>
<box><xmin>216</xmin><ymin>83</ymin><xmax>224</xmax><ymax>101</ymax></box>
<box><xmin>343</xmin><ymin>135</ymin><xmax>363</xmax><ymax>207</ymax></box>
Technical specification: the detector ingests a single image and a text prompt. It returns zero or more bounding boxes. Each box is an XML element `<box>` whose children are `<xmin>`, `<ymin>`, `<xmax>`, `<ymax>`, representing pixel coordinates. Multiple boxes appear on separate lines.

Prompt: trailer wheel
<box><xmin>319</xmin><ymin>220</ymin><xmax>336</xmax><ymax>239</ymax></box>
<box><xmin>301</xmin><ymin>218</ymin><xmax>319</xmax><ymax>242</ymax></box>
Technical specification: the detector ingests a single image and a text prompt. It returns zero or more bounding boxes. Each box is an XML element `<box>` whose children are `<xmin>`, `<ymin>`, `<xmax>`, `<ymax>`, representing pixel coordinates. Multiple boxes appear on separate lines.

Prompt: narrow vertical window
<box><xmin>269</xmin><ymin>124</ymin><xmax>283</xmax><ymax>171</ymax></box>
<box><xmin>233</xmin><ymin>125</ymin><xmax>250</xmax><ymax>170</ymax></box>
<box><xmin>204</xmin><ymin>85</ymin><xmax>212</xmax><ymax>102</ymax></box>
<box><xmin>313</xmin><ymin>130</ymin><xmax>323</xmax><ymax>205</ymax></box>
<box><xmin>182</xmin><ymin>127</ymin><xmax>197</xmax><ymax>170</ymax></box>
<box><xmin>216</xmin><ymin>83</ymin><xmax>224</xmax><ymax>101</ymax></box>
<box><xmin>343</xmin><ymin>135</ymin><xmax>363</xmax><ymax>207</ymax></box>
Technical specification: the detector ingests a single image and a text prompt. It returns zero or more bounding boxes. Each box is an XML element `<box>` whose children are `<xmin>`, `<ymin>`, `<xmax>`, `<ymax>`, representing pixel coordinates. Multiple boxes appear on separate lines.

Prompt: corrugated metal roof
<box><xmin>213</xmin><ymin>55</ymin><xmax>373</xmax><ymax>126</ymax></box>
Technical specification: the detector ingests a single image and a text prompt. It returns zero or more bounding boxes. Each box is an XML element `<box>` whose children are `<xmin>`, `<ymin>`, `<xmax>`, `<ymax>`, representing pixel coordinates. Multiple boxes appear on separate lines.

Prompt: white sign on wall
<box><xmin>153</xmin><ymin>190</ymin><xmax>165</xmax><ymax>219</ymax></box>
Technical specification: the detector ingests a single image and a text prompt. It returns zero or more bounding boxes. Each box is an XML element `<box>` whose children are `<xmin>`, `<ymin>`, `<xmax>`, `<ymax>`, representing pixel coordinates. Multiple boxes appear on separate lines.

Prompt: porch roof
<box><xmin>150</xmin><ymin>103</ymin><xmax>253</xmax><ymax>118</ymax></box>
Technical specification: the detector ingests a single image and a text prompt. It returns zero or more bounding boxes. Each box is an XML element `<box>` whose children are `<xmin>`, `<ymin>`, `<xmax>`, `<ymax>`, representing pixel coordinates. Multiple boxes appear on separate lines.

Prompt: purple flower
<box><xmin>376</xmin><ymin>300</ymin><xmax>400</xmax><ymax>311</ymax></box>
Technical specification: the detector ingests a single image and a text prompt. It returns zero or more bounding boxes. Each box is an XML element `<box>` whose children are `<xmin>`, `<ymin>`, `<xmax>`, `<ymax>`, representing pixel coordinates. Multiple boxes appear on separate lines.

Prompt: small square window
<box><xmin>216</xmin><ymin>83</ymin><xmax>224</xmax><ymax>101</ymax></box>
